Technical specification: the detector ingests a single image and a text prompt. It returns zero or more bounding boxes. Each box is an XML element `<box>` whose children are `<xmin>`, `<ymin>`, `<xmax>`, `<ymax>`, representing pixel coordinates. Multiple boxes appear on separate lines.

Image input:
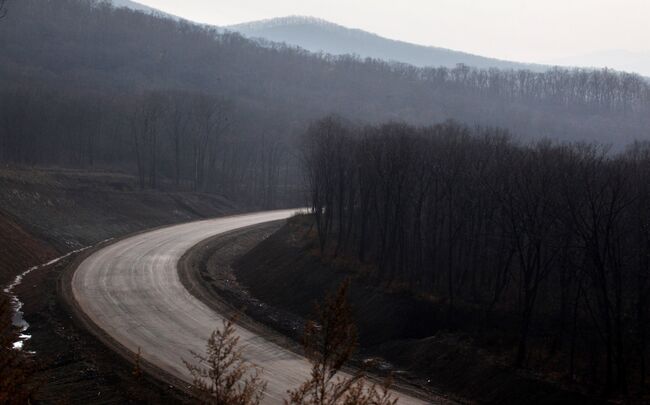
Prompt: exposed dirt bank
<box><xmin>182</xmin><ymin>219</ymin><xmax>450</xmax><ymax>404</ymax></box>
<box><xmin>179</xmin><ymin>221</ymin><xmax>306</xmax><ymax>356</ymax></box>
<box><xmin>0</xmin><ymin>167</ymin><xmax>240</xmax><ymax>252</ymax></box>
<box><xmin>0</xmin><ymin>167</ymin><xmax>243</xmax><ymax>403</ymax></box>
<box><xmin>18</xmin><ymin>250</ymin><xmax>191</xmax><ymax>403</ymax></box>
<box><xmin>0</xmin><ymin>214</ymin><xmax>57</xmax><ymax>287</ymax></box>
<box><xmin>194</xmin><ymin>215</ymin><xmax>605</xmax><ymax>404</ymax></box>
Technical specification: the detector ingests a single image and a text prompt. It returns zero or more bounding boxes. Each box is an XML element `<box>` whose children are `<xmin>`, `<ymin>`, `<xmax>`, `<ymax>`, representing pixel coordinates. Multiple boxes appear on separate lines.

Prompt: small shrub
<box><xmin>184</xmin><ymin>317</ymin><xmax>267</xmax><ymax>405</ymax></box>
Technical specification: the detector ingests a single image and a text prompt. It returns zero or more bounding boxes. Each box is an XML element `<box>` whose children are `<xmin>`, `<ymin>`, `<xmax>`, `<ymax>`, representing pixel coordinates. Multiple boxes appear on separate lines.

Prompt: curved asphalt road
<box><xmin>71</xmin><ymin>210</ymin><xmax>430</xmax><ymax>404</ymax></box>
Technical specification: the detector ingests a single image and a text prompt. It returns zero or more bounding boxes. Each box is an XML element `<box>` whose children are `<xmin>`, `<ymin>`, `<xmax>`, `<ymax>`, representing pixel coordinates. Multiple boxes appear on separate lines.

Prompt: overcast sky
<box><xmin>135</xmin><ymin>0</ymin><xmax>649</xmax><ymax>69</ymax></box>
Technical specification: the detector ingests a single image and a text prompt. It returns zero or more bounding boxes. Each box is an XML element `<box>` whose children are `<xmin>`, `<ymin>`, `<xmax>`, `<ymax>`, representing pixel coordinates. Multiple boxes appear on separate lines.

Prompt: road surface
<box><xmin>71</xmin><ymin>210</ymin><xmax>430</xmax><ymax>404</ymax></box>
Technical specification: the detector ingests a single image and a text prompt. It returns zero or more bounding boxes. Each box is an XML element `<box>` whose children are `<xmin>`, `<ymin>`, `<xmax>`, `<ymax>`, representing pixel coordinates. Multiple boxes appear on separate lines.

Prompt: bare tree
<box><xmin>303</xmin><ymin>118</ymin><xmax>650</xmax><ymax>395</ymax></box>
<box><xmin>287</xmin><ymin>280</ymin><xmax>396</xmax><ymax>405</ymax></box>
<box><xmin>168</xmin><ymin>92</ymin><xmax>192</xmax><ymax>187</ymax></box>
<box><xmin>130</xmin><ymin>93</ymin><xmax>164</xmax><ymax>189</ymax></box>
<box><xmin>504</xmin><ymin>143</ymin><xmax>564</xmax><ymax>367</ymax></box>
<box><xmin>190</xmin><ymin>95</ymin><xmax>230</xmax><ymax>192</ymax></box>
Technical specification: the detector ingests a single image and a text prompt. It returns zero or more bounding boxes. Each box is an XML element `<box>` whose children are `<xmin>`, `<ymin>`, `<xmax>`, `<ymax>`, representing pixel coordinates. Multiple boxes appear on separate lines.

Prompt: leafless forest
<box><xmin>305</xmin><ymin>117</ymin><xmax>650</xmax><ymax>394</ymax></box>
<box><xmin>1</xmin><ymin>1</ymin><xmax>650</xmax><ymax>208</ymax></box>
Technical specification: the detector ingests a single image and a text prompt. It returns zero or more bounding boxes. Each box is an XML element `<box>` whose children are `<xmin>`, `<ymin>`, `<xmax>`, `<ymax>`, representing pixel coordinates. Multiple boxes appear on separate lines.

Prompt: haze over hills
<box><xmin>109</xmin><ymin>1</ymin><xmax>543</xmax><ymax>71</ymax></box>
<box><xmin>109</xmin><ymin>0</ymin><xmax>156</xmax><ymax>13</ymax></box>
<box><xmin>110</xmin><ymin>1</ymin><xmax>650</xmax><ymax>77</ymax></box>
<box><xmin>227</xmin><ymin>16</ymin><xmax>547</xmax><ymax>71</ymax></box>
<box><xmin>549</xmin><ymin>49</ymin><xmax>650</xmax><ymax>77</ymax></box>
<box><xmin>109</xmin><ymin>0</ymin><xmax>175</xmax><ymax>19</ymax></box>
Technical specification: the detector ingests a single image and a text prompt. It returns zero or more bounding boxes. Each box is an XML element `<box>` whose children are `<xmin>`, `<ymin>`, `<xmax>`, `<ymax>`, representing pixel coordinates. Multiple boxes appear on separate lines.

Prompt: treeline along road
<box><xmin>304</xmin><ymin>117</ymin><xmax>650</xmax><ymax>395</ymax></box>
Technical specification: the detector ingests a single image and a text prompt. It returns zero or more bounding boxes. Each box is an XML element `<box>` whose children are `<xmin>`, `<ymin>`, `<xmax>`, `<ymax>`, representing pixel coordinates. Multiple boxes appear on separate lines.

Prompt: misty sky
<box><xmin>136</xmin><ymin>0</ymin><xmax>649</xmax><ymax>71</ymax></box>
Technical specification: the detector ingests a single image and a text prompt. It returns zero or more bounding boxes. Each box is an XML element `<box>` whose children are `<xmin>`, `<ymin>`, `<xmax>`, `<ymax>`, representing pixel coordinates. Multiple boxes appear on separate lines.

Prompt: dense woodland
<box><xmin>305</xmin><ymin>117</ymin><xmax>650</xmax><ymax>395</ymax></box>
<box><xmin>0</xmin><ymin>0</ymin><xmax>649</xmax><ymax>207</ymax></box>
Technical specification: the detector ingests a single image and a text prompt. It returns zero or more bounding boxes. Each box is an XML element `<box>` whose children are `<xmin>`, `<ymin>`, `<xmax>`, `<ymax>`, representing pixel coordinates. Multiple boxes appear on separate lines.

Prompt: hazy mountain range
<box><xmin>109</xmin><ymin>0</ymin><xmax>175</xmax><ymax>19</ymax></box>
<box><xmin>107</xmin><ymin>1</ymin><xmax>543</xmax><ymax>71</ymax></box>
<box><xmin>109</xmin><ymin>0</ymin><xmax>156</xmax><ymax>14</ymax></box>
<box><xmin>227</xmin><ymin>16</ymin><xmax>546</xmax><ymax>71</ymax></box>
<box><xmin>549</xmin><ymin>50</ymin><xmax>650</xmax><ymax>78</ymax></box>
<box><xmin>110</xmin><ymin>0</ymin><xmax>649</xmax><ymax>76</ymax></box>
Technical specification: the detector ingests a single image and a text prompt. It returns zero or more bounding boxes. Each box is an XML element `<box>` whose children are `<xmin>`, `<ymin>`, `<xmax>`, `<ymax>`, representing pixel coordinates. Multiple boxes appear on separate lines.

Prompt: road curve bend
<box><xmin>71</xmin><ymin>210</ymin><xmax>429</xmax><ymax>404</ymax></box>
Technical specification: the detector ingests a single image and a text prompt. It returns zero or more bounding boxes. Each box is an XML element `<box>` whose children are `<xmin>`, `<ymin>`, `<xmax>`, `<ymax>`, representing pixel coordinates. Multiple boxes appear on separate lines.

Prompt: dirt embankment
<box><xmin>0</xmin><ymin>214</ymin><xmax>57</xmax><ymax>287</ymax></box>
<box><xmin>0</xmin><ymin>167</ymin><xmax>244</xmax><ymax>403</ymax></box>
<box><xmin>197</xmin><ymin>215</ymin><xmax>604</xmax><ymax>405</ymax></box>
<box><xmin>179</xmin><ymin>221</ymin><xmax>306</xmax><ymax>354</ymax></box>
<box><xmin>0</xmin><ymin>167</ymin><xmax>240</xmax><ymax>252</ymax></box>
<box><xmin>180</xmin><ymin>220</ymin><xmax>442</xmax><ymax>403</ymax></box>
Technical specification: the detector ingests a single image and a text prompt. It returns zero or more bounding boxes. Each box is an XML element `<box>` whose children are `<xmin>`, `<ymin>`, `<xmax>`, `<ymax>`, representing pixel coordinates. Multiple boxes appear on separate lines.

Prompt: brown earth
<box><xmin>0</xmin><ymin>167</ymin><xmax>240</xmax><ymax>252</ymax></box>
<box><xmin>0</xmin><ymin>167</ymin><xmax>245</xmax><ymax>403</ymax></box>
<box><xmin>179</xmin><ymin>220</ymin><xmax>445</xmax><ymax>403</ymax></box>
<box><xmin>178</xmin><ymin>220</ymin><xmax>304</xmax><ymax>353</ymax></box>
<box><xmin>0</xmin><ymin>214</ymin><xmax>57</xmax><ymax>287</ymax></box>
<box><xmin>200</xmin><ymin>215</ymin><xmax>607</xmax><ymax>405</ymax></box>
<box><xmin>16</xmin><ymin>251</ymin><xmax>191</xmax><ymax>404</ymax></box>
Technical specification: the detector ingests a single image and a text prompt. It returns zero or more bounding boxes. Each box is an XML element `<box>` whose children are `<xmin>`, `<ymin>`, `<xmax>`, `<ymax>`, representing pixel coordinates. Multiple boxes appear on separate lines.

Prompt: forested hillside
<box><xmin>0</xmin><ymin>0</ymin><xmax>648</xmax><ymax>207</ymax></box>
<box><xmin>304</xmin><ymin>117</ymin><xmax>650</xmax><ymax>395</ymax></box>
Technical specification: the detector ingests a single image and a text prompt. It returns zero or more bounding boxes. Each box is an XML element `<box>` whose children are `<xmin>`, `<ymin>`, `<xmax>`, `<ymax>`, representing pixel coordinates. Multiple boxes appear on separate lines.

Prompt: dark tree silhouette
<box><xmin>304</xmin><ymin>117</ymin><xmax>650</xmax><ymax>395</ymax></box>
<box><xmin>287</xmin><ymin>280</ymin><xmax>397</xmax><ymax>405</ymax></box>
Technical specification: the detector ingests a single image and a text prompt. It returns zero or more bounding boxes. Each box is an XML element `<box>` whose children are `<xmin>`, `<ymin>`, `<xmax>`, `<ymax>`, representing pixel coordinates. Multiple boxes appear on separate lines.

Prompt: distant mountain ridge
<box><xmin>109</xmin><ymin>3</ymin><xmax>648</xmax><ymax>77</ymax></box>
<box><xmin>227</xmin><ymin>16</ymin><xmax>547</xmax><ymax>71</ymax></box>
<box><xmin>549</xmin><ymin>49</ymin><xmax>650</xmax><ymax>78</ymax></box>
<box><xmin>108</xmin><ymin>3</ymin><xmax>543</xmax><ymax>71</ymax></box>
<box><xmin>108</xmin><ymin>0</ymin><xmax>175</xmax><ymax>19</ymax></box>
